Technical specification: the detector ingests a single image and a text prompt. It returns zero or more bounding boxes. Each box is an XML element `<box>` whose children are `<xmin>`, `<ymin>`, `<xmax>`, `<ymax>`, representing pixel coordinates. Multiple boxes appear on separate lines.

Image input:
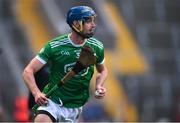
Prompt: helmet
<box><xmin>66</xmin><ymin>6</ymin><xmax>96</xmax><ymax>27</ymax></box>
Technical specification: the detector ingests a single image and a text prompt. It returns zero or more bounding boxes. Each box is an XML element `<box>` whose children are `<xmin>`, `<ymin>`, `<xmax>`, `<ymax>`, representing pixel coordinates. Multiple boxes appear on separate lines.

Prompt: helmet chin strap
<box><xmin>72</xmin><ymin>21</ymin><xmax>94</xmax><ymax>39</ymax></box>
<box><xmin>72</xmin><ymin>20</ymin><xmax>83</xmax><ymax>33</ymax></box>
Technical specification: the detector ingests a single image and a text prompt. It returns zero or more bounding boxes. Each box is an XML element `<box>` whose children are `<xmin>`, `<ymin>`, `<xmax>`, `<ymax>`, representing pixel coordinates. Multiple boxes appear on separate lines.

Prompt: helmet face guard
<box><xmin>66</xmin><ymin>6</ymin><xmax>97</xmax><ymax>38</ymax></box>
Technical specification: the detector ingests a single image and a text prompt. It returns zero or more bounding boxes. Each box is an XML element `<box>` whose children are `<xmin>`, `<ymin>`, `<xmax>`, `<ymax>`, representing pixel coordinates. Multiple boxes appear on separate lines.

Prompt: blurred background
<box><xmin>0</xmin><ymin>0</ymin><xmax>180</xmax><ymax>122</ymax></box>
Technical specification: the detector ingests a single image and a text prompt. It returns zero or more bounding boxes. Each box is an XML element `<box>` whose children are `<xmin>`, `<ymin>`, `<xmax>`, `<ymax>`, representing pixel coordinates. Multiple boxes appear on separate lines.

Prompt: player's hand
<box><xmin>34</xmin><ymin>92</ymin><xmax>48</xmax><ymax>106</ymax></box>
<box><xmin>94</xmin><ymin>86</ymin><xmax>106</xmax><ymax>99</ymax></box>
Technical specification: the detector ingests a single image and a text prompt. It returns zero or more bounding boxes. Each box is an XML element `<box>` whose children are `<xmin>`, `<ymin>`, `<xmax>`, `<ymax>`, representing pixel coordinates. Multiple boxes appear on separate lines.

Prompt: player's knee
<box><xmin>34</xmin><ymin>114</ymin><xmax>53</xmax><ymax>122</ymax></box>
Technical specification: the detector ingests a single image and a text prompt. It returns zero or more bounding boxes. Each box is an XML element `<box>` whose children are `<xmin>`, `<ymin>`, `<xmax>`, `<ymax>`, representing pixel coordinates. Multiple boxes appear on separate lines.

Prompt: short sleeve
<box><xmin>36</xmin><ymin>43</ymin><xmax>52</xmax><ymax>64</ymax></box>
<box><xmin>96</xmin><ymin>45</ymin><xmax>105</xmax><ymax>65</ymax></box>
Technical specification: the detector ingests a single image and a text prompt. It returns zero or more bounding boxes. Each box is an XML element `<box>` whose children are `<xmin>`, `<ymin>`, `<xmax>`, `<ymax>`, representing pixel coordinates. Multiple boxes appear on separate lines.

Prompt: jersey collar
<box><xmin>68</xmin><ymin>34</ymin><xmax>87</xmax><ymax>47</ymax></box>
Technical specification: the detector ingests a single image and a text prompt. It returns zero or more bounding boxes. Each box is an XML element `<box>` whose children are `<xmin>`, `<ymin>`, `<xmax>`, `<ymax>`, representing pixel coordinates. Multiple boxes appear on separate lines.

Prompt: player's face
<box><xmin>82</xmin><ymin>16</ymin><xmax>96</xmax><ymax>38</ymax></box>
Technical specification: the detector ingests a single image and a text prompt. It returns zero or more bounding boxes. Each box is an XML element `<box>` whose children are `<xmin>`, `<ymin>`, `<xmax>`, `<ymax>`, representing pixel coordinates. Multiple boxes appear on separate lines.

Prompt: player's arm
<box><xmin>22</xmin><ymin>57</ymin><xmax>48</xmax><ymax>105</ymax></box>
<box><xmin>95</xmin><ymin>63</ymin><xmax>108</xmax><ymax>99</ymax></box>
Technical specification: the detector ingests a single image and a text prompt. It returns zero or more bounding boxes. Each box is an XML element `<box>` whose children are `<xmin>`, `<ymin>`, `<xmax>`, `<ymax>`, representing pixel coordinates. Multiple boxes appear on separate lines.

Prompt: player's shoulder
<box><xmin>87</xmin><ymin>37</ymin><xmax>103</xmax><ymax>44</ymax></box>
<box><xmin>86</xmin><ymin>37</ymin><xmax>103</xmax><ymax>49</ymax></box>
<box><xmin>48</xmin><ymin>34</ymin><xmax>69</xmax><ymax>48</ymax></box>
<box><xmin>50</xmin><ymin>34</ymin><xmax>68</xmax><ymax>43</ymax></box>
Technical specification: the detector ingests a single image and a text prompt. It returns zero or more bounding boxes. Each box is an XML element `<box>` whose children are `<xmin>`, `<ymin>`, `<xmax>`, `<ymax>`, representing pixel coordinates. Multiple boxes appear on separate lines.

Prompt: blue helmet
<box><xmin>66</xmin><ymin>6</ymin><xmax>96</xmax><ymax>27</ymax></box>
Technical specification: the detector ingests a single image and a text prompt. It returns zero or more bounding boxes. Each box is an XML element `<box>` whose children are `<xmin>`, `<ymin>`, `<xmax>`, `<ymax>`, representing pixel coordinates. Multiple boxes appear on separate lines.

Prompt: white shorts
<box><xmin>37</xmin><ymin>99</ymin><xmax>82</xmax><ymax>123</ymax></box>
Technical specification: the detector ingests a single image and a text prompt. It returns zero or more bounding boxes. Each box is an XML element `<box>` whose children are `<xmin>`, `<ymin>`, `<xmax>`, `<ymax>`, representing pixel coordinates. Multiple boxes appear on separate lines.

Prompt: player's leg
<box><xmin>33</xmin><ymin>99</ymin><xmax>58</xmax><ymax>122</ymax></box>
<box><xmin>34</xmin><ymin>113</ymin><xmax>53</xmax><ymax>122</ymax></box>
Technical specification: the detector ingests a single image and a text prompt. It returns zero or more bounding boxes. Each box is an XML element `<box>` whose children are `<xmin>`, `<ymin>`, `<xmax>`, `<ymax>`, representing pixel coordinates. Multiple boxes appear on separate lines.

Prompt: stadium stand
<box><xmin>0</xmin><ymin>0</ymin><xmax>179</xmax><ymax>122</ymax></box>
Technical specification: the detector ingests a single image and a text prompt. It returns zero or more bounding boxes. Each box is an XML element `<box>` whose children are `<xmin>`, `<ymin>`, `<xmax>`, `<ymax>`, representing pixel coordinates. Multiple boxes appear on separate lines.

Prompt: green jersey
<box><xmin>36</xmin><ymin>34</ymin><xmax>104</xmax><ymax>108</ymax></box>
